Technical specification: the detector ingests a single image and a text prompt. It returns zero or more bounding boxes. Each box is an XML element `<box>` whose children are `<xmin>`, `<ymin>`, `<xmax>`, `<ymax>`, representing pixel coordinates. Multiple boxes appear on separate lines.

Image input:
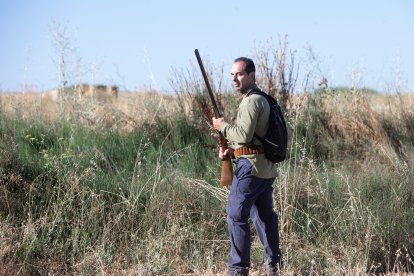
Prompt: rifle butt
<box><xmin>220</xmin><ymin>158</ymin><xmax>233</xmax><ymax>186</ymax></box>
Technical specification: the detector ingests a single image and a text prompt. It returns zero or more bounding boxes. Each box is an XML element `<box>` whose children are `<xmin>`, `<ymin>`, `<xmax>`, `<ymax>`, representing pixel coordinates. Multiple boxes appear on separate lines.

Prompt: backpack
<box><xmin>247</xmin><ymin>89</ymin><xmax>288</xmax><ymax>163</ymax></box>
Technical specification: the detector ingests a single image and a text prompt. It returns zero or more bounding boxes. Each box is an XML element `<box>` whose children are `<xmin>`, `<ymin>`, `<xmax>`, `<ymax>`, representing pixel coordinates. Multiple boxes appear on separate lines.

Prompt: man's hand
<box><xmin>219</xmin><ymin>147</ymin><xmax>234</xmax><ymax>160</ymax></box>
<box><xmin>212</xmin><ymin>117</ymin><xmax>225</xmax><ymax>131</ymax></box>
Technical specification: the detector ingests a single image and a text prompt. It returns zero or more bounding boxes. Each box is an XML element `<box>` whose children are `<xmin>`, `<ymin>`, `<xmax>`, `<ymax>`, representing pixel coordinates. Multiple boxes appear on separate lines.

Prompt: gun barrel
<box><xmin>194</xmin><ymin>49</ymin><xmax>222</xmax><ymax>118</ymax></box>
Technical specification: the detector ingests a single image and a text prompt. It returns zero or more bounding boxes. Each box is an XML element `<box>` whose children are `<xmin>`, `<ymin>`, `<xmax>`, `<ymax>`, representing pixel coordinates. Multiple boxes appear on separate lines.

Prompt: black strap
<box><xmin>246</xmin><ymin>88</ymin><xmax>269</xmax><ymax>145</ymax></box>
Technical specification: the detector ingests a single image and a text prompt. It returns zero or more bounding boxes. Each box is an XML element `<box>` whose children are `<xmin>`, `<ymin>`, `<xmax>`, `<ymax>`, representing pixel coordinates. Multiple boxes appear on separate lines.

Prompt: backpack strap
<box><xmin>246</xmin><ymin>87</ymin><xmax>265</xmax><ymax>97</ymax></box>
<box><xmin>245</xmin><ymin>88</ymin><xmax>270</xmax><ymax>145</ymax></box>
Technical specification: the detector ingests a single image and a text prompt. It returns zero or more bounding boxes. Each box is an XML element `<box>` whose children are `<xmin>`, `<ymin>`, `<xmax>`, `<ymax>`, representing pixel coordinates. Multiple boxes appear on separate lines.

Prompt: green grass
<box><xmin>0</xmin><ymin>112</ymin><xmax>227</xmax><ymax>274</ymax></box>
<box><xmin>1</xmin><ymin>91</ymin><xmax>414</xmax><ymax>275</ymax></box>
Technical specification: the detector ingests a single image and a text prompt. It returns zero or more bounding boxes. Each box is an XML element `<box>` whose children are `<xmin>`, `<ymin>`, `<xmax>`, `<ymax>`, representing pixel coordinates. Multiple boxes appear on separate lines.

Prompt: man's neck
<box><xmin>240</xmin><ymin>83</ymin><xmax>258</xmax><ymax>95</ymax></box>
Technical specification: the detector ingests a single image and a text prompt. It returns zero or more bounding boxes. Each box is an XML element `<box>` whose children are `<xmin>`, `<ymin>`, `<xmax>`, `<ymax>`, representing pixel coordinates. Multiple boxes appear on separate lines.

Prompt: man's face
<box><xmin>231</xmin><ymin>61</ymin><xmax>255</xmax><ymax>92</ymax></box>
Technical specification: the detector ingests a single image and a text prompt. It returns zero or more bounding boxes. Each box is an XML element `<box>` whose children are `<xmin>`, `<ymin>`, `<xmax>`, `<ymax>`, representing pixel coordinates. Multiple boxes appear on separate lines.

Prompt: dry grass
<box><xmin>0</xmin><ymin>90</ymin><xmax>190</xmax><ymax>132</ymax></box>
<box><xmin>2</xmin><ymin>90</ymin><xmax>413</xmax><ymax>128</ymax></box>
<box><xmin>1</xmin><ymin>89</ymin><xmax>414</xmax><ymax>275</ymax></box>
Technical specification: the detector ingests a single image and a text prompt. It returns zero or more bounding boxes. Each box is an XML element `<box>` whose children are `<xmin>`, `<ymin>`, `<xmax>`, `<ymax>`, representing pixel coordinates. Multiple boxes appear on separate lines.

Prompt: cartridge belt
<box><xmin>234</xmin><ymin>146</ymin><xmax>264</xmax><ymax>158</ymax></box>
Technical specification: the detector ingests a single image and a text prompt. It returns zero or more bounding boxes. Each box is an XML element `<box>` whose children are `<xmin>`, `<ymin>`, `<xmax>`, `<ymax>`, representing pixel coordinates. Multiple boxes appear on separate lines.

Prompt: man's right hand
<box><xmin>219</xmin><ymin>147</ymin><xmax>234</xmax><ymax>160</ymax></box>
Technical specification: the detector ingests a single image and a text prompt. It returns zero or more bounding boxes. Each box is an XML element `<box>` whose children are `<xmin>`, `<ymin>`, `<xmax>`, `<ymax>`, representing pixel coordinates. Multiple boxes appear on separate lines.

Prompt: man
<box><xmin>212</xmin><ymin>57</ymin><xmax>282</xmax><ymax>276</ymax></box>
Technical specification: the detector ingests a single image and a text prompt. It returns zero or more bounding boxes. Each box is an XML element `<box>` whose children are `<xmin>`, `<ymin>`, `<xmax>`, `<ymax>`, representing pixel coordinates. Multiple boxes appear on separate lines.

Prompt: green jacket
<box><xmin>220</xmin><ymin>84</ymin><xmax>278</xmax><ymax>179</ymax></box>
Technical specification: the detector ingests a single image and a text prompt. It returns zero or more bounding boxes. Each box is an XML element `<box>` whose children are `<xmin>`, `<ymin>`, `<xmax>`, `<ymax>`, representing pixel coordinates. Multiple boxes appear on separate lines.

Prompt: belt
<box><xmin>233</xmin><ymin>146</ymin><xmax>264</xmax><ymax>158</ymax></box>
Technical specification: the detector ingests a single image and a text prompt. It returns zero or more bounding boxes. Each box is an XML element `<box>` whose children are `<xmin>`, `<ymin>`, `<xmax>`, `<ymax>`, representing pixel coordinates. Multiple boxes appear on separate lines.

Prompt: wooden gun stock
<box><xmin>218</xmin><ymin>132</ymin><xmax>233</xmax><ymax>186</ymax></box>
<box><xmin>220</xmin><ymin>159</ymin><xmax>233</xmax><ymax>186</ymax></box>
<box><xmin>194</xmin><ymin>49</ymin><xmax>233</xmax><ymax>186</ymax></box>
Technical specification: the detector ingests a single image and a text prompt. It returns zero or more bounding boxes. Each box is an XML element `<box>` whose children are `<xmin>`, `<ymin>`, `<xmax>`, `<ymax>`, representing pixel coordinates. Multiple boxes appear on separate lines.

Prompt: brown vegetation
<box><xmin>0</xmin><ymin>90</ymin><xmax>188</xmax><ymax>132</ymax></box>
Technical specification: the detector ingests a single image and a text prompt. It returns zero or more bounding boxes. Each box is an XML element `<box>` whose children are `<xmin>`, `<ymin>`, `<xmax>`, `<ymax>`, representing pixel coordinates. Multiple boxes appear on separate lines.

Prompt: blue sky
<box><xmin>1</xmin><ymin>0</ymin><xmax>413</xmax><ymax>92</ymax></box>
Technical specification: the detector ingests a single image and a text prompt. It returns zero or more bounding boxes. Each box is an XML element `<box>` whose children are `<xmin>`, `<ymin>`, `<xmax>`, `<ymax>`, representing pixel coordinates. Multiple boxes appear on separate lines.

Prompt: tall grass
<box><xmin>2</xmin><ymin>54</ymin><xmax>414</xmax><ymax>275</ymax></box>
<box><xmin>276</xmin><ymin>89</ymin><xmax>414</xmax><ymax>274</ymax></box>
<box><xmin>1</xmin><ymin>89</ymin><xmax>413</xmax><ymax>275</ymax></box>
<box><xmin>0</xmin><ymin>110</ymin><xmax>230</xmax><ymax>275</ymax></box>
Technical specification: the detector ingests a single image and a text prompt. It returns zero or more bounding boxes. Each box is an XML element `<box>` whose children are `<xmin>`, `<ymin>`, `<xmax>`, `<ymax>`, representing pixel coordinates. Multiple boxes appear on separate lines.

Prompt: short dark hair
<box><xmin>234</xmin><ymin>57</ymin><xmax>255</xmax><ymax>74</ymax></box>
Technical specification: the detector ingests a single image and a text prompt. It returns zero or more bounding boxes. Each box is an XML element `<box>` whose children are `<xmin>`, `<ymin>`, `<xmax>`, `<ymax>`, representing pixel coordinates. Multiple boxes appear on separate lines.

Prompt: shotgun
<box><xmin>194</xmin><ymin>49</ymin><xmax>233</xmax><ymax>186</ymax></box>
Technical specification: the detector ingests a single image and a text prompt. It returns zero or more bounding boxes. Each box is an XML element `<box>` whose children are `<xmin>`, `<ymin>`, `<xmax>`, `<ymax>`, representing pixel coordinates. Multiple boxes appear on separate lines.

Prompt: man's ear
<box><xmin>249</xmin><ymin>71</ymin><xmax>256</xmax><ymax>82</ymax></box>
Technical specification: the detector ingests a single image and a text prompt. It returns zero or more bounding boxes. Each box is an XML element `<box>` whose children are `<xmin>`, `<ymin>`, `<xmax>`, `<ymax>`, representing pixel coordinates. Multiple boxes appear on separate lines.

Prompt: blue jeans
<box><xmin>227</xmin><ymin>158</ymin><xmax>282</xmax><ymax>275</ymax></box>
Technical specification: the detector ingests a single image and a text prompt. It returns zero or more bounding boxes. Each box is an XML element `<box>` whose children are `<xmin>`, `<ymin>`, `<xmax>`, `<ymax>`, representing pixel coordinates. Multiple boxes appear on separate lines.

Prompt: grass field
<box><xmin>1</xmin><ymin>87</ymin><xmax>413</xmax><ymax>275</ymax></box>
